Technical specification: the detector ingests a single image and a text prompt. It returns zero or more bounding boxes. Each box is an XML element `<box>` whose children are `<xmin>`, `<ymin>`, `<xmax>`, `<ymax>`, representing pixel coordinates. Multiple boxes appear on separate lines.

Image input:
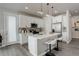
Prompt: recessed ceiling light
<box><xmin>25</xmin><ymin>7</ymin><xmax>28</xmax><ymax>9</ymax></box>
<box><xmin>37</xmin><ymin>11</ymin><xmax>43</xmax><ymax>14</ymax></box>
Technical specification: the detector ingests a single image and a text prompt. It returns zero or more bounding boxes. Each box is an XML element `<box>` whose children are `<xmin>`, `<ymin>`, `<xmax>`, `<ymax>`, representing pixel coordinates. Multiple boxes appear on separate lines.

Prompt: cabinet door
<box><xmin>52</xmin><ymin>17</ymin><xmax>57</xmax><ymax>23</ymax></box>
<box><xmin>28</xmin><ymin>36</ymin><xmax>37</xmax><ymax>56</ymax></box>
<box><xmin>51</xmin><ymin>23</ymin><xmax>62</xmax><ymax>33</ymax></box>
<box><xmin>52</xmin><ymin>16</ymin><xmax>62</xmax><ymax>23</ymax></box>
<box><xmin>56</xmin><ymin>16</ymin><xmax>62</xmax><ymax>22</ymax></box>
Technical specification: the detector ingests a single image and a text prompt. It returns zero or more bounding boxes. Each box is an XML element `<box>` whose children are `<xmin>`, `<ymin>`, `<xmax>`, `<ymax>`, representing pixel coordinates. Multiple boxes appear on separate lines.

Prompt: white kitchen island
<box><xmin>28</xmin><ymin>33</ymin><xmax>61</xmax><ymax>56</ymax></box>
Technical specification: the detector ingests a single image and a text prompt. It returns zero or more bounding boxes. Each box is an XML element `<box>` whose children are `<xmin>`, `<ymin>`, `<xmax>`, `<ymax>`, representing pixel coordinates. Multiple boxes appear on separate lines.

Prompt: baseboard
<box><xmin>20</xmin><ymin>42</ymin><xmax>28</xmax><ymax>45</ymax></box>
<box><xmin>0</xmin><ymin>41</ymin><xmax>20</xmax><ymax>48</ymax></box>
<box><xmin>0</xmin><ymin>45</ymin><xmax>6</xmax><ymax>48</ymax></box>
<box><xmin>6</xmin><ymin>41</ymin><xmax>19</xmax><ymax>46</ymax></box>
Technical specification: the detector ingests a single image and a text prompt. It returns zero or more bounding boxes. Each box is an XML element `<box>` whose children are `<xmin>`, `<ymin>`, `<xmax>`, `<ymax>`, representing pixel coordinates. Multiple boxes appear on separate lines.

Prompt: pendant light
<box><xmin>51</xmin><ymin>6</ymin><xmax>54</xmax><ymax>16</ymax></box>
<box><xmin>46</xmin><ymin>3</ymin><xmax>50</xmax><ymax>16</ymax></box>
<box><xmin>51</xmin><ymin>5</ymin><xmax>54</xmax><ymax>32</ymax></box>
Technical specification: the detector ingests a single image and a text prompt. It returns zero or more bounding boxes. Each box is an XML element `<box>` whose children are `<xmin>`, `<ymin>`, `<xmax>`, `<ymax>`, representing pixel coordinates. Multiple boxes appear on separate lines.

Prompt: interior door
<box><xmin>7</xmin><ymin>16</ymin><xmax>17</xmax><ymax>44</ymax></box>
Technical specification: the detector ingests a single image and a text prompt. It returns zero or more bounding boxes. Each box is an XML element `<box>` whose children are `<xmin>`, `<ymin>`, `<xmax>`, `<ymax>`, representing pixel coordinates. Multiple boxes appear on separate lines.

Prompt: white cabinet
<box><xmin>62</xmin><ymin>11</ymin><xmax>72</xmax><ymax>43</ymax></box>
<box><xmin>52</xmin><ymin>15</ymin><xmax>62</xmax><ymax>23</ymax></box>
<box><xmin>51</xmin><ymin>15</ymin><xmax>62</xmax><ymax>33</ymax></box>
<box><xmin>19</xmin><ymin>33</ymin><xmax>28</xmax><ymax>44</ymax></box>
<box><xmin>52</xmin><ymin>17</ymin><xmax>57</xmax><ymax>23</ymax></box>
<box><xmin>44</xmin><ymin>15</ymin><xmax>52</xmax><ymax>34</ymax></box>
<box><xmin>19</xmin><ymin>15</ymin><xmax>44</xmax><ymax>28</ymax></box>
<box><xmin>28</xmin><ymin>36</ymin><xmax>37</xmax><ymax>56</ymax></box>
<box><xmin>57</xmin><ymin>16</ymin><xmax>62</xmax><ymax>22</ymax></box>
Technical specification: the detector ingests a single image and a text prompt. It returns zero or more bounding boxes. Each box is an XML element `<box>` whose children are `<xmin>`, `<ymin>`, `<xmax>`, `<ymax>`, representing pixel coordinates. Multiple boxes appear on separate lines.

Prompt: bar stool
<box><xmin>45</xmin><ymin>39</ymin><xmax>57</xmax><ymax>56</ymax></box>
<box><xmin>54</xmin><ymin>37</ymin><xmax>63</xmax><ymax>51</ymax></box>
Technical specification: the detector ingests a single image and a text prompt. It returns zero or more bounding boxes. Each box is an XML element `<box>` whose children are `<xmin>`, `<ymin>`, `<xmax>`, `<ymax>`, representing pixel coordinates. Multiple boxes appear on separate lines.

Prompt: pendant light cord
<box><xmin>41</xmin><ymin>3</ymin><xmax>43</xmax><ymax>12</ymax></box>
<box><xmin>52</xmin><ymin>6</ymin><xmax>53</xmax><ymax>16</ymax></box>
<box><xmin>47</xmin><ymin>3</ymin><xmax>49</xmax><ymax>15</ymax></box>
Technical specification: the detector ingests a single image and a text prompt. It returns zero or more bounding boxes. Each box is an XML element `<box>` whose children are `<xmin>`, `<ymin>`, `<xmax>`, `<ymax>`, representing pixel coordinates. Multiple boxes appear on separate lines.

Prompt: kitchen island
<box><xmin>28</xmin><ymin>33</ymin><xmax>61</xmax><ymax>56</ymax></box>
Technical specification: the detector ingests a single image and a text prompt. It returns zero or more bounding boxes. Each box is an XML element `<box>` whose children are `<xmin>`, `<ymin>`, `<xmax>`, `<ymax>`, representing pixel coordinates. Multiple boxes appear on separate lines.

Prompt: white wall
<box><xmin>0</xmin><ymin>9</ymin><xmax>6</xmax><ymax>45</ymax></box>
<box><xmin>71</xmin><ymin>16</ymin><xmax>79</xmax><ymax>38</ymax></box>
<box><xmin>0</xmin><ymin>10</ymin><xmax>4</xmax><ymax>34</ymax></box>
<box><xmin>43</xmin><ymin>15</ymin><xmax>52</xmax><ymax>34</ymax></box>
<box><xmin>0</xmin><ymin>9</ymin><xmax>19</xmax><ymax>46</ymax></box>
<box><xmin>19</xmin><ymin>15</ymin><xmax>45</xmax><ymax>28</ymax></box>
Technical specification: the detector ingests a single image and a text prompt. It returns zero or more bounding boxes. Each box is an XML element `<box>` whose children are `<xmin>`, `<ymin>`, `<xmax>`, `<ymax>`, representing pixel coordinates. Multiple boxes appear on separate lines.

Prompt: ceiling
<box><xmin>0</xmin><ymin>3</ymin><xmax>79</xmax><ymax>17</ymax></box>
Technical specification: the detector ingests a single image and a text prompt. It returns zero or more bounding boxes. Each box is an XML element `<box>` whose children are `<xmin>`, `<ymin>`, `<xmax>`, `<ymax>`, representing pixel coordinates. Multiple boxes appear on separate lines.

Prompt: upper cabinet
<box><xmin>52</xmin><ymin>15</ymin><xmax>62</xmax><ymax>23</ymax></box>
<box><xmin>19</xmin><ymin>14</ymin><xmax>45</xmax><ymax>28</ymax></box>
<box><xmin>52</xmin><ymin>17</ymin><xmax>56</xmax><ymax>23</ymax></box>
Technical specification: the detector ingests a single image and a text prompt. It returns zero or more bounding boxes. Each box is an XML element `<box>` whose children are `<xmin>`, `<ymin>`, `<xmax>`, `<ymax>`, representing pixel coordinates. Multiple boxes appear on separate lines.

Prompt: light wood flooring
<box><xmin>0</xmin><ymin>39</ymin><xmax>79</xmax><ymax>56</ymax></box>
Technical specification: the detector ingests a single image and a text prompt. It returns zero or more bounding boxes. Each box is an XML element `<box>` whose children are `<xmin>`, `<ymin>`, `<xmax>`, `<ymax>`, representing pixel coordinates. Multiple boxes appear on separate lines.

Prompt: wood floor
<box><xmin>0</xmin><ymin>39</ymin><xmax>79</xmax><ymax>56</ymax></box>
<box><xmin>0</xmin><ymin>44</ymin><xmax>30</xmax><ymax>56</ymax></box>
<box><xmin>23</xmin><ymin>39</ymin><xmax>79</xmax><ymax>56</ymax></box>
<box><xmin>52</xmin><ymin>39</ymin><xmax>79</xmax><ymax>56</ymax></box>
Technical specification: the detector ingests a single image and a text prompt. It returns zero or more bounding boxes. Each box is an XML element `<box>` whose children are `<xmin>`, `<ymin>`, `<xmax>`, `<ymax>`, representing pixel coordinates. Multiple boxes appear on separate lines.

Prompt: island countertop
<box><xmin>28</xmin><ymin>33</ymin><xmax>61</xmax><ymax>40</ymax></box>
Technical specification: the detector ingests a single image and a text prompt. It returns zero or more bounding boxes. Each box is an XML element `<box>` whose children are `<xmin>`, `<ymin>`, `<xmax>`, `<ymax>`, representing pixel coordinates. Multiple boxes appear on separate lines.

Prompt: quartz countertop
<box><xmin>28</xmin><ymin>33</ymin><xmax>61</xmax><ymax>40</ymax></box>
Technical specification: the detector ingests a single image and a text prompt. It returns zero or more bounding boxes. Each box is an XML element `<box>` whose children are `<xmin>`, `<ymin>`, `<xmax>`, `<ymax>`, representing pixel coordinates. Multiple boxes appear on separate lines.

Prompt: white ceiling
<box><xmin>0</xmin><ymin>3</ymin><xmax>79</xmax><ymax>17</ymax></box>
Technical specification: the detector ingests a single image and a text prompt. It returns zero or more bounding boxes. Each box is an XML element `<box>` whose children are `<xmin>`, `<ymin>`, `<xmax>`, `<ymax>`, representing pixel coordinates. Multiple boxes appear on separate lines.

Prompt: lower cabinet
<box><xmin>28</xmin><ymin>34</ymin><xmax>58</xmax><ymax>56</ymax></box>
<box><xmin>19</xmin><ymin>33</ymin><xmax>28</xmax><ymax>45</ymax></box>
